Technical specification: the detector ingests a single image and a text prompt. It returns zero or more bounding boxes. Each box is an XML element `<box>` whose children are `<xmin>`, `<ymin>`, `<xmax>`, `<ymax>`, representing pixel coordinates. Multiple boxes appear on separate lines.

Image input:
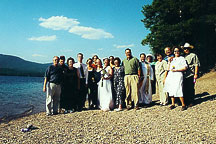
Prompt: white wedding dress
<box><xmin>97</xmin><ymin>66</ymin><xmax>114</xmax><ymax>111</ymax></box>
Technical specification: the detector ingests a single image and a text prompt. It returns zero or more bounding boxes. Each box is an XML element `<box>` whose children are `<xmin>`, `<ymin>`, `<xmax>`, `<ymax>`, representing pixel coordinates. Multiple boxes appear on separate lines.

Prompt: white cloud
<box><xmin>28</xmin><ymin>35</ymin><xmax>57</xmax><ymax>41</ymax></box>
<box><xmin>32</xmin><ymin>54</ymin><xmax>46</xmax><ymax>57</ymax></box>
<box><xmin>69</xmin><ymin>26</ymin><xmax>114</xmax><ymax>40</ymax></box>
<box><xmin>98</xmin><ymin>48</ymin><xmax>103</xmax><ymax>51</ymax></box>
<box><xmin>37</xmin><ymin>16</ymin><xmax>113</xmax><ymax>40</ymax></box>
<box><xmin>113</xmin><ymin>44</ymin><xmax>135</xmax><ymax>49</ymax></box>
<box><xmin>39</xmin><ymin>16</ymin><xmax>79</xmax><ymax>30</ymax></box>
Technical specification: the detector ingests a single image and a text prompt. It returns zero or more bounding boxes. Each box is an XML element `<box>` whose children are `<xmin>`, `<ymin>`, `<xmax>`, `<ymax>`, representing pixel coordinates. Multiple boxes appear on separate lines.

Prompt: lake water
<box><xmin>0</xmin><ymin>76</ymin><xmax>45</xmax><ymax>122</ymax></box>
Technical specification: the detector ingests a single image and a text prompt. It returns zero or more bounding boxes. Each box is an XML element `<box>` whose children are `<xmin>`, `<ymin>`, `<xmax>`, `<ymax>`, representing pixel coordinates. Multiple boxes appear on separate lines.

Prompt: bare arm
<box><xmin>109</xmin><ymin>66</ymin><xmax>113</xmax><ymax>78</ymax></box>
<box><xmin>194</xmin><ymin>65</ymin><xmax>198</xmax><ymax>79</ymax></box>
<box><xmin>138</xmin><ymin>69</ymin><xmax>141</xmax><ymax>78</ymax></box>
<box><xmin>163</xmin><ymin>71</ymin><xmax>168</xmax><ymax>84</ymax></box>
<box><xmin>43</xmin><ymin>77</ymin><xmax>47</xmax><ymax>92</ymax></box>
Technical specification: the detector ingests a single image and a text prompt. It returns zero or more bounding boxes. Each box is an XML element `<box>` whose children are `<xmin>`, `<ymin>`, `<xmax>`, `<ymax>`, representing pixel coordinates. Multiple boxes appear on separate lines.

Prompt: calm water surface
<box><xmin>0</xmin><ymin>76</ymin><xmax>45</xmax><ymax>121</ymax></box>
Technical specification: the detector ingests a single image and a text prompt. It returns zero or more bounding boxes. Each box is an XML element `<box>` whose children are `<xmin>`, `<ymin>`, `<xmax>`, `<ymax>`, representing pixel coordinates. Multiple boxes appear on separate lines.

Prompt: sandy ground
<box><xmin>0</xmin><ymin>72</ymin><xmax>216</xmax><ymax>143</ymax></box>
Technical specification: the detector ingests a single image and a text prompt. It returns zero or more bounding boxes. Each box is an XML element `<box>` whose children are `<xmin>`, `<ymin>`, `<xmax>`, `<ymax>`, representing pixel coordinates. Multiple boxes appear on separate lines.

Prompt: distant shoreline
<box><xmin>0</xmin><ymin>74</ymin><xmax>44</xmax><ymax>78</ymax></box>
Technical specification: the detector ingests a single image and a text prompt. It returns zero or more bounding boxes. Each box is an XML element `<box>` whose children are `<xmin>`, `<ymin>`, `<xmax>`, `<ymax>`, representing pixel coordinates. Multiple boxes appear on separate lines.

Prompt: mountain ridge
<box><xmin>0</xmin><ymin>54</ymin><xmax>50</xmax><ymax>77</ymax></box>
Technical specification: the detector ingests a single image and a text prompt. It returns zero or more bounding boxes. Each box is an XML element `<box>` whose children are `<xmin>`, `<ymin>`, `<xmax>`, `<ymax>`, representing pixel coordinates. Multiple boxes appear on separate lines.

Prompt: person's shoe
<box><xmin>160</xmin><ymin>103</ymin><xmax>166</xmax><ymax>106</ymax></box>
<box><xmin>188</xmin><ymin>103</ymin><xmax>193</xmax><ymax>107</ymax></box>
<box><xmin>169</xmin><ymin>105</ymin><xmax>176</xmax><ymax>110</ymax></box>
<box><xmin>77</xmin><ymin>107</ymin><xmax>82</xmax><ymax>112</ymax></box>
<box><xmin>181</xmin><ymin>106</ymin><xmax>187</xmax><ymax>111</ymax></box>
<box><xmin>89</xmin><ymin>105</ymin><xmax>94</xmax><ymax>110</ymax></box>
<box><xmin>114</xmin><ymin>108</ymin><xmax>123</xmax><ymax>112</ymax></box>
<box><xmin>69</xmin><ymin>109</ymin><xmax>75</xmax><ymax>113</ymax></box>
<box><xmin>126</xmin><ymin>106</ymin><xmax>132</xmax><ymax>111</ymax></box>
<box><xmin>53</xmin><ymin>111</ymin><xmax>58</xmax><ymax>115</ymax></box>
<box><xmin>102</xmin><ymin>109</ymin><xmax>109</xmax><ymax>112</ymax></box>
<box><xmin>135</xmin><ymin>106</ymin><xmax>140</xmax><ymax>110</ymax></box>
<box><xmin>46</xmin><ymin>113</ymin><xmax>52</xmax><ymax>116</ymax></box>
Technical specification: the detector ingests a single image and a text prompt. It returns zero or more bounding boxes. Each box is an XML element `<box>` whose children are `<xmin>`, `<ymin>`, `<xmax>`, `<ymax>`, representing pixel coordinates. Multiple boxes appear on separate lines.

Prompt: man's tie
<box><xmin>80</xmin><ymin>64</ymin><xmax>85</xmax><ymax>78</ymax></box>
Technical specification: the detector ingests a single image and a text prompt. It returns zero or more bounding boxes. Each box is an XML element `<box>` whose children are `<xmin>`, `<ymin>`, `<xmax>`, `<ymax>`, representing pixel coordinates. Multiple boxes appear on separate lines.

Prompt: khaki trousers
<box><xmin>124</xmin><ymin>75</ymin><xmax>139</xmax><ymax>107</ymax></box>
<box><xmin>46</xmin><ymin>83</ymin><xmax>61</xmax><ymax>115</ymax></box>
<box><xmin>156</xmin><ymin>80</ymin><xmax>168</xmax><ymax>105</ymax></box>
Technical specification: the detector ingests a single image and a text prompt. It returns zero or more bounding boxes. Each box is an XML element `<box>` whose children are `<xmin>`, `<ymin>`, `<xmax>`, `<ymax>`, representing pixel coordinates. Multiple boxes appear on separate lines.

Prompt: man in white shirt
<box><xmin>74</xmin><ymin>53</ymin><xmax>88</xmax><ymax>111</ymax></box>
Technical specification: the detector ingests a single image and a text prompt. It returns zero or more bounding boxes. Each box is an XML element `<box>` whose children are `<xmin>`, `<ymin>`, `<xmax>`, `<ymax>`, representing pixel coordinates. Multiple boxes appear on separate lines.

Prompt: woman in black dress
<box><xmin>86</xmin><ymin>58</ymin><xmax>98</xmax><ymax>109</ymax></box>
<box><xmin>63</xmin><ymin>57</ymin><xmax>80</xmax><ymax>113</ymax></box>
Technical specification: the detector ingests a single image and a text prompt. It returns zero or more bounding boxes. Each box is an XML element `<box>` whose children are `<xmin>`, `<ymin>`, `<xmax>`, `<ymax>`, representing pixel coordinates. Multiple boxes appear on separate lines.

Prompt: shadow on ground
<box><xmin>194</xmin><ymin>92</ymin><xmax>216</xmax><ymax>106</ymax></box>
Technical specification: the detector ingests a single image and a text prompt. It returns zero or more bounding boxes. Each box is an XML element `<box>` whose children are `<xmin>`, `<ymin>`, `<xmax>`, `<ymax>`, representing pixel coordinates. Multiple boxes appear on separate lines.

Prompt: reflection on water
<box><xmin>0</xmin><ymin>76</ymin><xmax>45</xmax><ymax>121</ymax></box>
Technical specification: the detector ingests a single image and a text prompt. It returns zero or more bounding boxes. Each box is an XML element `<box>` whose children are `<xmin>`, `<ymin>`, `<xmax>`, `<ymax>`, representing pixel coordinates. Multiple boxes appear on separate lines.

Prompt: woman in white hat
<box><xmin>146</xmin><ymin>54</ymin><xmax>156</xmax><ymax>95</ymax></box>
<box><xmin>139</xmin><ymin>53</ymin><xmax>154</xmax><ymax>106</ymax></box>
<box><xmin>182</xmin><ymin>43</ymin><xmax>200</xmax><ymax>107</ymax></box>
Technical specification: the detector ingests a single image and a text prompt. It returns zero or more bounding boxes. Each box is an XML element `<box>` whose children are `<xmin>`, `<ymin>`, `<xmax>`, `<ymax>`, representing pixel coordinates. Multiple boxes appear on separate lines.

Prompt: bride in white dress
<box><xmin>97</xmin><ymin>58</ymin><xmax>114</xmax><ymax>111</ymax></box>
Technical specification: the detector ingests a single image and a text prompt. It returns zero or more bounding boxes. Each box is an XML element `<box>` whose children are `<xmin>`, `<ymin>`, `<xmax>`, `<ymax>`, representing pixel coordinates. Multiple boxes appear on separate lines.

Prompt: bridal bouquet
<box><xmin>101</xmin><ymin>69</ymin><xmax>107</xmax><ymax>87</ymax></box>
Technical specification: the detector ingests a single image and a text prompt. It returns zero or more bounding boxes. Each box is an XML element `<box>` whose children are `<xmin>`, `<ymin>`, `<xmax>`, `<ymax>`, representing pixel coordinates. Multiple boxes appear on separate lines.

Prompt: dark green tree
<box><xmin>141</xmin><ymin>0</ymin><xmax>216</xmax><ymax>72</ymax></box>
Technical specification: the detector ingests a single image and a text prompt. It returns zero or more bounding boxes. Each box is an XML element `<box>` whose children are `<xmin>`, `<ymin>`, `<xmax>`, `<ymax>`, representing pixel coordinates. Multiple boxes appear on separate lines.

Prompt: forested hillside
<box><xmin>0</xmin><ymin>54</ymin><xmax>50</xmax><ymax>77</ymax></box>
<box><xmin>141</xmin><ymin>0</ymin><xmax>216</xmax><ymax>73</ymax></box>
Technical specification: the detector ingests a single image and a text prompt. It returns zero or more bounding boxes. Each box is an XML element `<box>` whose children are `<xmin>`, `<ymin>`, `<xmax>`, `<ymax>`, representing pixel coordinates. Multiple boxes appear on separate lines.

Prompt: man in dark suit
<box><xmin>74</xmin><ymin>53</ymin><xmax>88</xmax><ymax>111</ymax></box>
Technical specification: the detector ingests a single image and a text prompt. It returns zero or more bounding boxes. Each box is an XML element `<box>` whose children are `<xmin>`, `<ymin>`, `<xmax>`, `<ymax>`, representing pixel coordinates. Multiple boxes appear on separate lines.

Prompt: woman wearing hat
<box><xmin>139</xmin><ymin>53</ymin><xmax>154</xmax><ymax>106</ymax></box>
<box><xmin>146</xmin><ymin>54</ymin><xmax>156</xmax><ymax>95</ymax></box>
<box><xmin>182</xmin><ymin>43</ymin><xmax>200</xmax><ymax>107</ymax></box>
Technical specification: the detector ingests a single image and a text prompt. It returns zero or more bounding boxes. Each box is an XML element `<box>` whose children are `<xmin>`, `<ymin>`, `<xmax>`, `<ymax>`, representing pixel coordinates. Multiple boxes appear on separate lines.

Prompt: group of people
<box><xmin>43</xmin><ymin>42</ymin><xmax>200</xmax><ymax>116</ymax></box>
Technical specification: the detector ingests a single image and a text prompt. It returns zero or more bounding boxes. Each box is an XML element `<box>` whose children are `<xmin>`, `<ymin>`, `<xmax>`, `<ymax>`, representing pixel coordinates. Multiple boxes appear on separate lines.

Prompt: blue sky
<box><xmin>0</xmin><ymin>0</ymin><xmax>152</xmax><ymax>63</ymax></box>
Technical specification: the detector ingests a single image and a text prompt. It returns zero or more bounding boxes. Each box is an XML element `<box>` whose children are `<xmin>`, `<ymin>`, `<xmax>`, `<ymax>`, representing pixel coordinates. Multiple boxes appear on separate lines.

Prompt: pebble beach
<box><xmin>0</xmin><ymin>72</ymin><xmax>216</xmax><ymax>143</ymax></box>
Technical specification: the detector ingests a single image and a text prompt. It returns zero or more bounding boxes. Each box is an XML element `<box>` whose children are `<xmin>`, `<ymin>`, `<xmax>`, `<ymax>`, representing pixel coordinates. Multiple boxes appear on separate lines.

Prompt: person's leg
<box><xmin>169</xmin><ymin>96</ymin><xmax>176</xmax><ymax>109</ymax></box>
<box><xmin>74</xmin><ymin>88</ymin><xmax>79</xmax><ymax>111</ymax></box>
<box><xmin>188</xmin><ymin>77</ymin><xmax>195</xmax><ymax>106</ymax></box>
<box><xmin>124</xmin><ymin>75</ymin><xmax>131</xmax><ymax>108</ymax></box>
<box><xmin>171</xmin><ymin>96</ymin><xmax>175</xmax><ymax>106</ymax></box>
<box><xmin>115</xmin><ymin>89</ymin><xmax>119</xmax><ymax>109</ymax></box>
<box><xmin>93</xmin><ymin>85</ymin><xmax>98</xmax><ymax>108</ymax></box>
<box><xmin>159</xmin><ymin>81</ymin><xmax>168</xmax><ymax>105</ymax></box>
<box><xmin>53</xmin><ymin>84</ymin><xmax>61</xmax><ymax>114</ymax></box>
<box><xmin>159</xmin><ymin>81</ymin><xmax>163</xmax><ymax>104</ymax></box>
<box><xmin>179</xmin><ymin>97</ymin><xmax>187</xmax><ymax>110</ymax></box>
<box><xmin>82</xmin><ymin>80</ymin><xmax>87</xmax><ymax>109</ymax></box>
<box><xmin>87</xmin><ymin>87</ymin><xmax>91</xmax><ymax>108</ymax></box>
<box><xmin>183</xmin><ymin>76</ymin><xmax>194</xmax><ymax>106</ymax></box>
<box><xmin>119</xmin><ymin>88</ymin><xmax>124</xmax><ymax>110</ymax></box>
<box><xmin>89</xmin><ymin>85</ymin><xmax>96</xmax><ymax>108</ymax></box>
<box><xmin>59</xmin><ymin>85</ymin><xmax>64</xmax><ymax>109</ymax></box>
<box><xmin>46</xmin><ymin>83</ymin><xmax>53</xmax><ymax>115</ymax></box>
<box><xmin>78</xmin><ymin>79</ymin><xmax>86</xmax><ymax>110</ymax></box>
<box><xmin>179</xmin><ymin>97</ymin><xmax>186</xmax><ymax>107</ymax></box>
<box><xmin>131</xmin><ymin>75</ymin><xmax>139</xmax><ymax>109</ymax></box>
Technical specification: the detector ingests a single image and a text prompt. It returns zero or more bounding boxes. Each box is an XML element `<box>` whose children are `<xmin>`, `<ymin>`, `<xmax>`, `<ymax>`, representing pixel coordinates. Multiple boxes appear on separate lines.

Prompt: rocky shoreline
<box><xmin>0</xmin><ymin>72</ymin><xmax>216</xmax><ymax>143</ymax></box>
